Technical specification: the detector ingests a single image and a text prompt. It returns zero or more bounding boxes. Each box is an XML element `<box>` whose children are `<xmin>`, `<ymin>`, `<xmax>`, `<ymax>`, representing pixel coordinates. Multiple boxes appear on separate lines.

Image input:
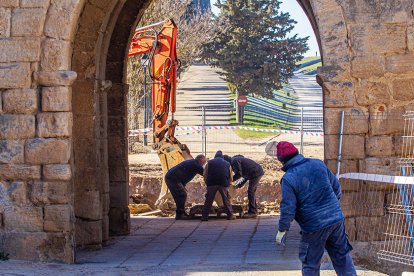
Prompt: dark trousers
<box><xmin>166</xmin><ymin>178</ymin><xmax>187</xmax><ymax>216</ymax></box>
<box><xmin>300</xmin><ymin>220</ymin><xmax>356</xmax><ymax>276</ymax></box>
<box><xmin>202</xmin><ymin>186</ymin><xmax>233</xmax><ymax>219</ymax></box>
<box><xmin>247</xmin><ymin>174</ymin><xmax>262</xmax><ymax>214</ymax></box>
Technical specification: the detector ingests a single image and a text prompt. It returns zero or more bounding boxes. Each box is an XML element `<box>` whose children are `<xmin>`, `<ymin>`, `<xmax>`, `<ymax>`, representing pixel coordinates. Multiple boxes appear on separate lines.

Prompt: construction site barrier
<box><xmin>339</xmin><ymin>172</ymin><xmax>414</xmax><ymax>185</ymax></box>
<box><xmin>128</xmin><ymin>125</ymin><xmax>325</xmax><ymax>137</ymax></box>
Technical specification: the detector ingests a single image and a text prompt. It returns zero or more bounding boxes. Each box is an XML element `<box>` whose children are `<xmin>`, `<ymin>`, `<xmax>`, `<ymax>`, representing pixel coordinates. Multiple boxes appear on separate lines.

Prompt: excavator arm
<box><xmin>129</xmin><ymin>19</ymin><xmax>192</xmax><ymax>207</ymax></box>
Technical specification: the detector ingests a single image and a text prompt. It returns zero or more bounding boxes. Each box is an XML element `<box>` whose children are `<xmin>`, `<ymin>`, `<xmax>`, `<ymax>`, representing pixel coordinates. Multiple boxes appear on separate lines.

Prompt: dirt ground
<box><xmin>128</xmin><ymin>133</ymin><xmax>324</xmax><ymax>216</ymax></box>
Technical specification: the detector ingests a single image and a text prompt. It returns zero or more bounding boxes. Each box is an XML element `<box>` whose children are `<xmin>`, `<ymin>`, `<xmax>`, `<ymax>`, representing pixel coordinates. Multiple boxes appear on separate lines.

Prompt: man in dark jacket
<box><xmin>165</xmin><ymin>155</ymin><xmax>207</xmax><ymax>220</ymax></box>
<box><xmin>225</xmin><ymin>155</ymin><xmax>264</xmax><ymax>218</ymax></box>
<box><xmin>275</xmin><ymin>141</ymin><xmax>356</xmax><ymax>276</ymax></box>
<box><xmin>201</xmin><ymin>151</ymin><xmax>235</xmax><ymax>221</ymax></box>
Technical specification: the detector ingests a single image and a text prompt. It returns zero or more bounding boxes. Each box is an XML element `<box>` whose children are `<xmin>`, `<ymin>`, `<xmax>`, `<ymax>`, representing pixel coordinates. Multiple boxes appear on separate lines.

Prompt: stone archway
<box><xmin>1</xmin><ymin>0</ymin><xmax>414</xmax><ymax>264</ymax></box>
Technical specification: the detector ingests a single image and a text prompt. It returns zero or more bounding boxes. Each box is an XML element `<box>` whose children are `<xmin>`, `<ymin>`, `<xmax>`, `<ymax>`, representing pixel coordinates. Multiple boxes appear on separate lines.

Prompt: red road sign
<box><xmin>237</xmin><ymin>95</ymin><xmax>248</xmax><ymax>107</ymax></box>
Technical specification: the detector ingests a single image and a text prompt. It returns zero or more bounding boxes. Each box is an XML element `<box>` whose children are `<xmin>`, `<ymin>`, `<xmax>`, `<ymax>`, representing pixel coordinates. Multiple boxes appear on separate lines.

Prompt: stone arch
<box><xmin>2</xmin><ymin>0</ymin><xmax>414</xmax><ymax>263</ymax></box>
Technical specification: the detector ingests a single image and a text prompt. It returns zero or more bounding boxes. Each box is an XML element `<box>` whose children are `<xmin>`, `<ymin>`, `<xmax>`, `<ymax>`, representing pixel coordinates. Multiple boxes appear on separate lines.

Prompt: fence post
<box><xmin>300</xmin><ymin>107</ymin><xmax>304</xmax><ymax>154</ymax></box>
<box><xmin>336</xmin><ymin>111</ymin><xmax>345</xmax><ymax>178</ymax></box>
<box><xmin>202</xmin><ymin>106</ymin><xmax>206</xmax><ymax>156</ymax></box>
<box><xmin>143</xmin><ymin>64</ymin><xmax>148</xmax><ymax>146</ymax></box>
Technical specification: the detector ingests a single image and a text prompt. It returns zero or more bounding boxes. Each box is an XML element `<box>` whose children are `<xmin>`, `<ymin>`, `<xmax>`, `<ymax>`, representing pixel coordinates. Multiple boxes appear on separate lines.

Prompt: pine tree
<box><xmin>203</xmin><ymin>0</ymin><xmax>308</xmax><ymax>100</ymax></box>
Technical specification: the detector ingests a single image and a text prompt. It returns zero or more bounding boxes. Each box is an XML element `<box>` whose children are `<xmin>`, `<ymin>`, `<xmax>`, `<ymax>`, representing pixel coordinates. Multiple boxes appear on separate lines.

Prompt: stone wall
<box><xmin>0</xmin><ymin>0</ymin><xmax>414</xmax><ymax>264</ymax></box>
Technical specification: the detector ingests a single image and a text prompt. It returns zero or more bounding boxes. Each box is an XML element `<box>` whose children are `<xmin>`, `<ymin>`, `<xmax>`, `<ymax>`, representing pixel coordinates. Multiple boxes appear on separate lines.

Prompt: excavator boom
<box><xmin>129</xmin><ymin>19</ymin><xmax>192</xmax><ymax>207</ymax></box>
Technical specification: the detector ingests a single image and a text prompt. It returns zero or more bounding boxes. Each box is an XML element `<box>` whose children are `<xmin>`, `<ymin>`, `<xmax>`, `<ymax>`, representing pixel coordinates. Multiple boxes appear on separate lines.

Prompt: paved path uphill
<box><xmin>0</xmin><ymin>216</ymin><xmax>383</xmax><ymax>275</ymax></box>
<box><xmin>174</xmin><ymin>64</ymin><xmax>231</xmax><ymax>126</ymax></box>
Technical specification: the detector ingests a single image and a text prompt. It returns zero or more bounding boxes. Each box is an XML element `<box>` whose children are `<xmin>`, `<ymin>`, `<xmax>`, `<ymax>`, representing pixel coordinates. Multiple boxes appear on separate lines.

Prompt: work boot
<box><xmin>227</xmin><ymin>215</ymin><xmax>236</xmax><ymax>220</ymax></box>
<box><xmin>175</xmin><ymin>213</ymin><xmax>190</xmax><ymax>220</ymax></box>
<box><xmin>242</xmin><ymin>212</ymin><xmax>257</xmax><ymax>219</ymax></box>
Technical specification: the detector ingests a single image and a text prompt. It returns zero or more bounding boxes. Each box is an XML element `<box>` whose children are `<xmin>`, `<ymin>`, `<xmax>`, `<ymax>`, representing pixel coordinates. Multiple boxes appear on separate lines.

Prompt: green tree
<box><xmin>203</xmin><ymin>0</ymin><xmax>308</xmax><ymax>100</ymax></box>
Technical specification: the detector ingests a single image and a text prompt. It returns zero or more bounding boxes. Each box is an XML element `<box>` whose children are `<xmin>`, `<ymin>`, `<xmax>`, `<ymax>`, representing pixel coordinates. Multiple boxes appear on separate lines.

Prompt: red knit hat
<box><xmin>276</xmin><ymin>141</ymin><xmax>299</xmax><ymax>160</ymax></box>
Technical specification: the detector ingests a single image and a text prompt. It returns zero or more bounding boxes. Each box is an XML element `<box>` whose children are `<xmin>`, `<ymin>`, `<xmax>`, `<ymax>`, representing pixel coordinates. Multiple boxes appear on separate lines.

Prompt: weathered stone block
<box><xmin>109</xmin><ymin>206</ymin><xmax>130</xmax><ymax>236</ymax></box>
<box><xmin>6</xmin><ymin>181</ymin><xmax>28</xmax><ymax>206</ymax></box>
<box><xmin>11</xmin><ymin>8</ymin><xmax>46</xmax><ymax>37</ymax></box>
<box><xmin>34</xmin><ymin>70</ymin><xmax>77</xmax><ymax>86</ymax></box>
<box><xmin>369</xmin><ymin>109</ymin><xmax>405</xmax><ymax>136</ymax></box>
<box><xmin>73</xmin><ymin>139</ymin><xmax>98</xmax><ymax>169</ymax></box>
<box><xmin>324</xmin><ymin>108</ymin><xmax>368</xmax><ymax>135</ymax></box>
<box><xmin>31</xmin><ymin>181</ymin><xmax>69</xmax><ymax>205</ymax></box>
<box><xmin>392</xmin><ymin>78</ymin><xmax>414</xmax><ymax>101</ymax></box>
<box><xmin>355</xmin><ymin>80</ymin><xmax>390</xmax><ymax>106</ymax></box>
<box><xmin>363</xmin><ymin>157</ymin><xmax>399</xmax><ymax>175</ymax></box>
<box><xmin>323</xmin><ymin>82</ymin><xmax>354</xmax><ymax>108</ymax></box>
<box><xmin>408</xmin><ymin>24</ymin><xmax>414</xmax><ymax>51</ymax></box>
<box><xmin>43</xmin><ymin>164</ymin><xmax>71</xmax><ymax>181</ymax></box>
<box><xmin>74</xmin><ymin>190</ymin><xmax>101</xmax><ymax>220</ymax></box>
<box><xmin>0</xmin><ymin>63</ymin><xmax>31</xmax><ymax>88</ymax></box>
<box><xmin>25</xmin><ymin>138</ymin><xmax>71</xmax><ymax>164</ymax></box>
<box><xmin>2</xmin><ymin>232</ymin><xmax>48</xmax><ymax>261</ymax></box>
<box><xmin>0</xmin><ymin>1</ymin><xmax>18</xmax><ymax>7</ymax></box>
<box><xmin>0</xmin><ymin>38</ymin><xmax>40</xmax><ymax>62</ymax></box>
<box><xmin>325</xmin><ymin>135</ymin><xmax>365</xmax><ymax>160</ymax></box>
<box><xmin>75</xmin><ymin>219</ymin><xmax>103</xmax><ymax>247</ymax></box>
<box><xmin>349</xmin><ymin>24</ymin><xmax>406</xmax><ymax>55</ymax></box>
<box><xmin>0</xmin><ymin>140</ymin><xmax>24</xmax><ymax>164</ymax></box>
<box><xmin>0</xmin><ymin>164</ymin><xmax>40</xmax><ymax>180</ymax></box>
<box><xmin>351</xmin><ymin>55</ymin><xmax>385</xmax><ymax>78</ymax></box>
<box><xmin>345</xmin><ymin>217</ymin><xmax>356</xmax><ymax>241</ymax></box>
<box><xmin>0</xmin><ymin>8</ymin><xmax>11</xmax><ymax>37</ymax></box>
<box><xmin>386</xmin><ymin>53</ymin><xmax>414</xmax><ymax>75</ymax></box>
<box><xmin>41</xmin><ymin>39</ymin><xmax>71</xmax><ymax>71</ymax></box>
<box><xmin>355</xmin><ymin>216</ymin><xmax>388</xmax><ymax>242</ymax></box>
<box><xmin>37</xmin><ymin>112</ymin><xmax>72</xmax><ymax>138</ymax></box>
<box><xmin>21</xmin><ymin>0</ymin><xmax>50</xmax><ymax>8</ymax></box>
<box><xmin>42</xmin><ymin>87</ymin><xmax>72</xmax><ymax>111</ymax></box>
<box><xmin>43</xmin><ymin>232</ymin><xmax>75</xmax><ymax>263</ymax></box>
<box><xmin>3</xmin><ymin>206</ymin><xmax>43</xmax><ymax>232</ymax></box>
<box><xmin>340</xmin><ymin>191</ymin><xmax>385</xmax><ymax>218</ymax></box>
<box><xmin>0</xmin><ymin>114</ymin><xmax>35</xmax><ymax>139</ymax></box>
<box><xmin>338</xmin><ymin>0</ymin><xmax>413</xmax><ymax>23</ymax></box>
<box><xmin>44</xmin><ymin>205</ymin><xmax>72</xmax><ymax>232</ymax></box>
<box><xmin>366</xmin><ymin>136</ymin><xmax>393</xmax><ymax>157</ymax></box>
<box><xmin>71</xmin><ymin>80</ymin><xmax>97</xmax><ymax>115</ymax></box>
<box><xmin>72</xmin><ymin>115</ymin><xmax>96</xmax><ymax>139</ymax></box>
<box><xmin>3</xmin><ymin>89</ymin><xmax>38</xmax><ymax>114</ymax></box>
<box><xmin>44</xmin><ymin>0</ymin><xmax>83</xmax><ymax>40</ymax></box>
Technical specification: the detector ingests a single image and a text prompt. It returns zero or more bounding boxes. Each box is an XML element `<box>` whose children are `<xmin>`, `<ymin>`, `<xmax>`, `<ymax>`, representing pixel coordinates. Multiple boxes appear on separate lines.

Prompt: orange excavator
<box><xmin>129</xmin><ymin>19</ymin><xmax>192</xmax><ymax>206</ymax></box>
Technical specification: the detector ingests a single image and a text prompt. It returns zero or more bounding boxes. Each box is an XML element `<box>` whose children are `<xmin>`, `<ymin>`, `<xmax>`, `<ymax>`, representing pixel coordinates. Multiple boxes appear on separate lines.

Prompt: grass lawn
<box><xmin>234</xmin><ymin>128</ymin><xmax>278</xmax><ymax>139</ymax></box>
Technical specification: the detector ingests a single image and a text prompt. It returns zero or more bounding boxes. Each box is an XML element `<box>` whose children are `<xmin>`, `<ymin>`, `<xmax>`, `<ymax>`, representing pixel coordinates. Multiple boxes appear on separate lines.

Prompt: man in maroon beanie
<box><xmin>275</xmin><ymin>141</ymin><xmax>356</xmax><ymax>276</ymax></box>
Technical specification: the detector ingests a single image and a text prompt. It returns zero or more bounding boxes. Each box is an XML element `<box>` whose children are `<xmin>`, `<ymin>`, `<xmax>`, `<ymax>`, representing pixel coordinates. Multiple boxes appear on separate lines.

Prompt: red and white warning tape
<box><xmin>128</xmin><ymin>125</ymin><xmax>324</xmax><ymax>137</ymax></box>
<box><xmin>339</xmin><ymin>172</ymin><xmax>414</xmax><ymax>185</ymax></box>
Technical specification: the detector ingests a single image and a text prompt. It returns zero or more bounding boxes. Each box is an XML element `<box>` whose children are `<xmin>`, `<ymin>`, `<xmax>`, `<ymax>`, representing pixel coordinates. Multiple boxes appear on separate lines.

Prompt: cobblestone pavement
<box><xmin>0</xmin><ymin>215</ymin><xmax>384</xmax><ymax>275</ymax></box>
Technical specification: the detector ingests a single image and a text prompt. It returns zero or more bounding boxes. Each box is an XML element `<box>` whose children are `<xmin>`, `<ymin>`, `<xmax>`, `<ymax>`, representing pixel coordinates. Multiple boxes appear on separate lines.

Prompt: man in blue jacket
<box><xmin>201</xmin><ymin>151</ymin><xmax>235</xmax><ymax>221</ymax></box>
<box><xmin>165</xmin><ymin>155</ymin><xmax>207</xmax><ymax>220</ymax></box>
<box><xmin>275</xmin><ymin>141</ymin><xmax>356</xmax><ymax>276</ymax></box>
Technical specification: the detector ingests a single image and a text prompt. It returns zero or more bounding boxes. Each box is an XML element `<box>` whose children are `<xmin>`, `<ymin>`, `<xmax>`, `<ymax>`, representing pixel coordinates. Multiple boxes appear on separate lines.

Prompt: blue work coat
<box><xmin>278</xmin><ymin>154</ymin><xmax>344</xmax><ymax>233</ymax></box>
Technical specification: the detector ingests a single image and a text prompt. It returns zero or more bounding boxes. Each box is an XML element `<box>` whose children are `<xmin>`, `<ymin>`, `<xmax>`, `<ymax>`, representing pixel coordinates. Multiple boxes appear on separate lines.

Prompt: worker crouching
<box><xmin>165</xmin><ymin>155</ymin><xmax>207</xmax><ymax>220</ymax></box>
<box><xmin>225</xmin><ymin>154</ymin><xmax>264</xmax><ymax>218</ymax></box>
<box><xmin>275</xmin><ymin>141</ymin><xmax>356</xmax><ymax>276</ymax></box>
<box><xmin>201</xmin><ymin>151</ymin><xmax>235</xmax><ymax>221</ymax></box>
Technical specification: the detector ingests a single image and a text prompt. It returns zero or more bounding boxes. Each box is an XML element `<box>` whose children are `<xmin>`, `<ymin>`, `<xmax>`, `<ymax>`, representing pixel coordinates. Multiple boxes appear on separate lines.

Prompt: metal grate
<box><xmin>378</xmin><ymin>111</ymin><xmax>414</xmax><ymax>266</ymax></box>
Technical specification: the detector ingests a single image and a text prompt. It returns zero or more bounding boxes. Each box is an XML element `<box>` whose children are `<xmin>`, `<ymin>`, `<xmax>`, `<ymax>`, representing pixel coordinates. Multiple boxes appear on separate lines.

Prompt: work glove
<box><xmin>276</xmin><ymin>231</ymin><xmax>287</xmax><ymax>246</ymax></box>
<box><xmin>233</xmin><ymin>178</ymin><xmax>247</xmax><ymax>189</ymax></box>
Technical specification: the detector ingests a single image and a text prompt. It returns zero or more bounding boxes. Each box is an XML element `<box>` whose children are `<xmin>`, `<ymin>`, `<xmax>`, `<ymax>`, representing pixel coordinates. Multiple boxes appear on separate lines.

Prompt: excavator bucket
<box><xmin>155</xmin><ymin>141</ymin><xmax>192</xmax><ymax>208</ymax></box>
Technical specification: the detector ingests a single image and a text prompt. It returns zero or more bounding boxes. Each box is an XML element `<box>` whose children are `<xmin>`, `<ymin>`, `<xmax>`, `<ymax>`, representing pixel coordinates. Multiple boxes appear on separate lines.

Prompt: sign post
<box><xmin>237</xmin><ymin>95</ymin><xmax>248</xmax><ymax>124</ymax></box>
